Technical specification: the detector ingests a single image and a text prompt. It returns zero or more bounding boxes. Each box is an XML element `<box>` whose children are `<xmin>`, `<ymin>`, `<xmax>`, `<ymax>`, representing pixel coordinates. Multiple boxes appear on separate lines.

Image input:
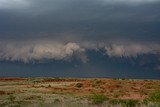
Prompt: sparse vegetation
<box><xmin>120</xmin><ymin>99</ymin><xmax>139</xmax><ymax>107</ymax></box>
<box><xmin>25</xmin><ymin>95</ymin><xmax>42</xmax><ymax>100</ymax></box>
<box><xmin>8</xmin><ymin>94</ymin><xmax>16</xmax><ymax>102</ymax></box>
<box><xmin>89</xmin><ymin>94</ymin><xmax>108</xmax><ymax>104</ymax></box>
<box><xmin>54</xmin><ymin>98</ymin><xmax>61</xmax><ymax>103</ymax></box>
<box><xmin>0</xmin><ymin>78</ymin><xmax>160</xmax><ymax>107</ymax></box>
<box><xmin>109</xmin><ymin>99</ymin><xmax>139</xmax><ymax>107</ymax></box>
<box><xmin>92</xmin><ymin>79</ymin><xmax>105</xmax><ymax>87</ymax></box>
<box><xmin>148</xmin><ymin>91</ymin><xmax>160</xmax><ymax>103</ymax></box>
<box><xmin>94</xmin><ymin>79</ymin><xmax>104</xmax><ymax>85</ymax></box>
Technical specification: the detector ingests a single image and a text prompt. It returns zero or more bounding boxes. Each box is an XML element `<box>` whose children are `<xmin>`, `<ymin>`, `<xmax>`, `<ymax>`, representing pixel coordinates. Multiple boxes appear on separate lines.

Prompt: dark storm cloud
<box><xmin>0</xmin><ymin>0</ymin><xmax>160</xmax><ymax>62</ymax></box>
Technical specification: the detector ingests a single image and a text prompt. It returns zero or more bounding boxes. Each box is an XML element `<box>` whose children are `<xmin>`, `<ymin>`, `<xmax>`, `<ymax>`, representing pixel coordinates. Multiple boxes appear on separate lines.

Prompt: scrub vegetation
<box><xmin>0</xmin><ymin>78</ymin><xmax>160</xmax><ymax>107</ymax></box>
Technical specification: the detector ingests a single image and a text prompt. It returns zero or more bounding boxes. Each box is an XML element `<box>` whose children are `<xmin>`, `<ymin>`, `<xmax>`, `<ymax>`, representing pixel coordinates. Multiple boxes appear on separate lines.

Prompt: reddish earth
<box><xmin>1</xmin><ymin>78</ymin><xmax>160</xmax><ymax>100</ymax></box>
<box><xmin>0</xmin><ymin>78</ymin><xmax>28</xmax><ymax>82</ymax></box>
<box><xmin>0</xmin><ymin>91</ymin><xmax>6</xmax><ymax>95</ymax></box>
<box><xmin>40</xmin><ymin>79</ymin><xmax>160</xmax><ymax>100</ymax></box>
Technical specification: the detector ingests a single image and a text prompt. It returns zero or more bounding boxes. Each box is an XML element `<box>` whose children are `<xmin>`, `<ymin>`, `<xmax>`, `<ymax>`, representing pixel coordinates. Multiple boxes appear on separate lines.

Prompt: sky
<box><xmin>0</xmin><ymin>0</ymin><xmax>160</xmax><ymax>78</ymax></box>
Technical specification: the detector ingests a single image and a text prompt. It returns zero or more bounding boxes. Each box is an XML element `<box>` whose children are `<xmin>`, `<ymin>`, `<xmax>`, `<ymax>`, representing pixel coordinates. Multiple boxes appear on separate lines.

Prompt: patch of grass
<box><xmin>89</xmin><ymin>94</ymin><xmax>108</xmax><ymax>104</ymax></box>
<box><xmin>109</xmin><ymin>99</ymin><xmax>139</xmax><ymax>107</ymax></box>
<box><xmin>54</xmin><ymin>98</ymin><xmax>61</xmax><ymax>103</ymax></box>
<box><xmin>39</xmin><ymin>97</ymin><xmax>45</xmax><ymax>107</ymax></box>
<box><xmin>148</xmin><ymin>91</ymin><xmax>160</xmax><ymax>103</ymax></box>
<box><xmin>9</xmin><ymin>104</ymin><xmax>21</xmax><ymax>107</ymax></box>
<box><xmin>120</xmin><ymin>99</ymin><xmax>139</xmax><ymax>107</ymax></box>
<box><xmin>109</xmin><ymin>99</ymin><xmax>119</xmax><ymax>105</ymax></box>
<box><xmin>143</xmin><ymin>98</ymin><xmax>149</xmax><ymax>105</ymax></box>
<box><xmin>8</xmin><ymin>94</ymin><xmax>16</xmax><ymax>102</ymax></box>
<box><xmin>24</xmin><ymin>95</ymin><xmax>42</xmax><ymax>100</ymax></box>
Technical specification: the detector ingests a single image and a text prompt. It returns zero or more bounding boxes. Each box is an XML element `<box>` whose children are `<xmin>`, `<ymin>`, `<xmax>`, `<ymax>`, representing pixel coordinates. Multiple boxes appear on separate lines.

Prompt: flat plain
<box><xmin>0</xmin><ymin>78</ymin><xmax>160</xmax><ymax>107</ymax></box>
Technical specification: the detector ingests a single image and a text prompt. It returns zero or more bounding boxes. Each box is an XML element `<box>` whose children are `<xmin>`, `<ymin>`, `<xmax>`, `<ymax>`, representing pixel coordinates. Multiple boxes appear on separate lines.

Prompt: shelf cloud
<box><xmin>102</xmin><ymin>0</ymin><xmax>159</xmax><ymax>3</ymax></box>
<box><xmin>0</xmin><ymin>39</ymin><xmax>86</xmax><ymax>63</ymax></box>
<box><xmin>0</xmin><ymin>0</ymin><xmax>160</xmax><ymax>63</ymax></box>
<box><xmin>105</xmin><ymin>43</ymin><xmax>160</xmax><ymax>57</ymax></box>
<box><xmin>0</xmin><ymin>39</ymin><xmax>160</xmax><ymax>63</ymax></box>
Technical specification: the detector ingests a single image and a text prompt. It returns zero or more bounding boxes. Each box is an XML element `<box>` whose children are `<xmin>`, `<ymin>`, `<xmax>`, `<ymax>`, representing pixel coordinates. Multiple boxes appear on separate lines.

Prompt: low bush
<box><xmin>109</xmin><ymin>99</ymin><xmax>139</xmax><ymax>107</ymax></box>
<box><xmin>54</xmin><ymin>98</ymin><xmax>61</xmax><ymax>103</ymax></box>
<box><xmin>89</xmin><ymin>94</ymin><xmax>108</xmax><ymax>104</ymax></box>
<box><xmin>25</xmin><ymin>95</ymin><xmax>42</xmax><ymax>100</ymax></box>
<box><xmin>75</xmin><ymin>83</ymin><xmax>83</xmax><ymax>88</ymax></box>
<box><xmin>149</xmin><ymin>91</ymin><xmax>160</xmax><ymax>103</ymax></box>
<box><xmin>8</xmin><ymin>94</ymin><xmax>16</xmax><ymax>102</ymax></box>
<box><xmin>47</xmin><ymin>84</ymin><xmax>52</xmax><ymax>88</ymax></box>
<box><xmin>120</xmin><ymin>99</ymin><xmax>139</xmax><ymax>107</ymax></box>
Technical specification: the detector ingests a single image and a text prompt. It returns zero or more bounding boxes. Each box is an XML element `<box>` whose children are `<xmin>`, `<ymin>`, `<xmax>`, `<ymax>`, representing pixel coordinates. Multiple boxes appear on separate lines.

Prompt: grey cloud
<box><xmin>81</xmin><ymin>41</ymin><xmax>160</xmax><ymax>57</ymax></box>
<box><xmin>0</xmin><ymin>39</ymin><xmax>87</xmax><ymax>63</ymax></box>
<box><xmin>105</xmin><ymin>43</ymin><xmax>160</xmax><ymax>57</ymax></box>
<box><xmin>0</xmin><ymin>0</ymin><xmax>30</xmax><ymax>9</ymax></box>
<box><xmin>101</xmin><ymin>0</ymin><xmax>160</xmax><ymax>4</ymax></box>
<box><xmin>0</xmin><ymin>39</ymin><xmax>160</xmax><ymax>63</ymax></box>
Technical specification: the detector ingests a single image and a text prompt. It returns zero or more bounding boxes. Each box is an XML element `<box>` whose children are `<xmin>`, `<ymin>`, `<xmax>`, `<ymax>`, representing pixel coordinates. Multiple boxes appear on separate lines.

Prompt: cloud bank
<box><xmin>0</xmin><ymin>40</ymin><xmax>86</xmax><ymax>63</ymax></box>
<box><xmin>101</xmin><ymin>0</ymin><xmax>160</xmax><ymax>4</ymax></box>
<box><xmin>105</xmin><ymin>43</ymin><xmax>160</xmax><ymax>57</ymax></box>
<box><xmin>0</xmin><ymin>39</ymin><xmax>160</xmax><ymax>63</ymax></box>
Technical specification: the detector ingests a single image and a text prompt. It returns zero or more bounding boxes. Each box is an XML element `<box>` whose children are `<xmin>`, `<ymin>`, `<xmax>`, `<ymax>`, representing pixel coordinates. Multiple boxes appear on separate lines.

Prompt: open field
<box><xmin>0</xmin><ymin>78</ymin><xmax>160</xmax><ymax>107</ymax></box>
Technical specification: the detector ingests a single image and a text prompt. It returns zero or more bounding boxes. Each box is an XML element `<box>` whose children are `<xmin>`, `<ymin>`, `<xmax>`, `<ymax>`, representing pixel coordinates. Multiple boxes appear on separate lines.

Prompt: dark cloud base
<box><xmin>0</xmin><ymin>50</ymin><xmax>160</xmax><ymax>79</ymax></box>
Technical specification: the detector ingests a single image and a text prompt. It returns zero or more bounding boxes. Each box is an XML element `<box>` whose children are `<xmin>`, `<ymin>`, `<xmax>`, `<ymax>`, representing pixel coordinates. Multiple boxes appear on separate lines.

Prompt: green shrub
<box><xmin>121</xmin><ymin>78</ymin><xmax>126</xmax><ymax>80</ymax></box>
<box><xmin>48</xmin><ymin>84</ymin><xmax>52</xmax><ymax>88</ymax></box>
<box><xmin>95</xmin><ymin>80</ymin><xmax>104</xmax><ymax>84</ymax></box>
<box><xmin>143</xmin><ymin>98</ymin><xmax>149</xmax><ymax>105</ymax></box>
<box><xmin>75</xmin><ymin>83</ymin><xmax>83</xmax><ymax>88</ymax></box>
<box><xmin>119</xmin><ymin>99</ymin><xmax>139</xmax><ymax>107</ymax></box>
<box><xmin>109</xmin><ymin>99</ymin><xmax>139</xmax><ymax>107</ymax></box>
<box><xmin>109</xmin><ymin>99</ymin><xmax>119</xmax><ymax>105</ymax></box>
<box><xmin>149</xmin><ymin>91</ymin><xmax>160</xmax><ymax>103</ymax></box>
<box><xmin>113</xmin><ymin>78</ymin><xmax>118</xmax><ymax>80</ymax></box>
<box><xmin>90</xmin><ymin>94</ymin><xmax>108</xmax><ymax>104</ymax></box>
<box><xmin>8</xmin><ymin>94</ymin><xmax>16</xmax><ymax>102</ymax></box>
<box><xmin>92</xmin><ymin>79</ymin><xmax>105</xmax><ymax>87</ymax></box>
<box><xmin>30</xmin><ymin>79</ymin><xmax>41</xmax><ymax>84</ymax></box>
